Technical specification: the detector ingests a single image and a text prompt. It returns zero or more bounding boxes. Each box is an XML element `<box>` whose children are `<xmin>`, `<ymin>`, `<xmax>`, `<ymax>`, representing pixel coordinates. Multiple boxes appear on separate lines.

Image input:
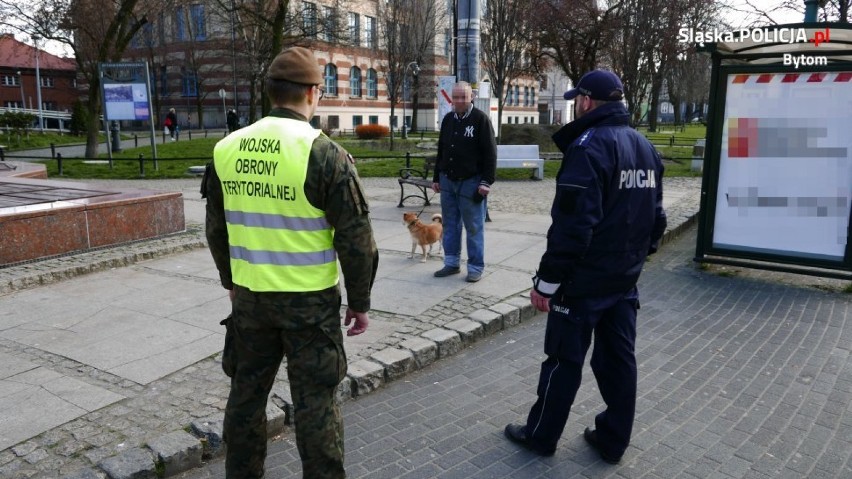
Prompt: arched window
<box><xmin>367</xmin><ymin>68</ymin><xmax>378</xmax><ymax>98</ymax></box>
<box><xmin>350</xmin><ymin>67</ymin><xmax>362</xmax><ymax>97</ymax></box>
<box><xmin>514</xmin><ymin>85</ymin><xmax>520</xmax><ymax>106</ymax></box>
<box><xmin>524</xmin><ymin>86</ymin><xmax>529</xmax><ymax>106</ymax></box>
<box><xmin>531</xmin><ymin>87</ymin><xmax>535</xmax><ymax>105</ymax></box>
<box><xmin>324</xmin><ymin>64</ymin><xmax>337</xmax><ymax>96</ymax></box>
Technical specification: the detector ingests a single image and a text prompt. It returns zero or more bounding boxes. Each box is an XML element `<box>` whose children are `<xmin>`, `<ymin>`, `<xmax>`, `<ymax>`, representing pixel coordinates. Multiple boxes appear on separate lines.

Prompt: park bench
<box><xmin>397</xmin><ymin>155</ymin><xmax>437</xmax><ymax>207</ymax></box>
<box><xmin>496</xmin><ymin>144</ymin><xmax>544</xmax><ymax>180</ymax></box>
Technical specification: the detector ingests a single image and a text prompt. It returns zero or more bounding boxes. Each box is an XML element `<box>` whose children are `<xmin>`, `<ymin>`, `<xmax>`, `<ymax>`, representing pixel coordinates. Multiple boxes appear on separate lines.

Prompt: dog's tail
<box><xmin>431</xmin><ymin>213</ymin><xmax>442</xmax><ymax>224</ymax></box>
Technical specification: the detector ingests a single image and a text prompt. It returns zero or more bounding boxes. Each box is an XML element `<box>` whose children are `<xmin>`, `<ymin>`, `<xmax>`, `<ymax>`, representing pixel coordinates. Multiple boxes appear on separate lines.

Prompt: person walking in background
<box><xmin>227</xmin><ymin>109</ymin><xmax>240</xmax><ymax>134</ymax></box>
<box><xmin>164</xmin><ymin>108</ymin><xmax>177</xmax><ymax>141</ymax></box>
<box><xmin>504</xmin><ymin>69</ymin><xmax>667</xmax><ymax>464</ymax></box>
<box><xmin>431</xmin><ymin>81</ymin><xmax>497</xmax><ymax>283</ymax></box>
<box><xmin>204</xmin><ymin>46</ymin><xmax>379</xmax><ymax>479</ymax></box>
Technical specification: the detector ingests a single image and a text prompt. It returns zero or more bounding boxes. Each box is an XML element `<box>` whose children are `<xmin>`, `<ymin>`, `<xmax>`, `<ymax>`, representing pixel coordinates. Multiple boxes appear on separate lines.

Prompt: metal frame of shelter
<box><xmin>695</xmin><ymin>23</ymin><xmax>852</xmax><ymax>279</ymax></box>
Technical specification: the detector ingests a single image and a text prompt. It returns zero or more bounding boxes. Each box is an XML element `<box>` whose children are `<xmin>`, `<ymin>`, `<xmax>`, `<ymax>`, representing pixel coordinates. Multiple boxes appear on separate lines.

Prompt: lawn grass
<box><xmin>40</xmin><ymin>125</ymin><xmax>706</xmax><ymax>179</ymax></box>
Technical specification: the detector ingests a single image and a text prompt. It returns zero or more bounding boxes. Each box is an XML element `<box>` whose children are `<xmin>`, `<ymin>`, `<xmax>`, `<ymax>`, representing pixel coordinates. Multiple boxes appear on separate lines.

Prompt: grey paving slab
<box><xmin>0</xmin><ymin>351</ymin><xmax>38</xmax><ymax>380</ymax></box>
<box><xmin>0</xmin><ymin>367</ymin><xmax>123</xmax><ymax>451</ymax></box>
<box><xmin>369</xmin><ymin>276</ymin><xmax>463</xmax><ymax>316</ymax></box>
<box><xmin>464</xmin><ymin>269</ymin><xmax>533</xmax><ymax>299</ymax></box>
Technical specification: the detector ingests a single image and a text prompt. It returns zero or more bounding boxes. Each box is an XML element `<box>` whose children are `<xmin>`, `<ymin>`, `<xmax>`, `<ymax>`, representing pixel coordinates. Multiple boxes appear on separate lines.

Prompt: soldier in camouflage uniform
<box><xmin>205</xmin><ymin>46</ymin><xmax>379</xmax><ymax>479</ymax></box>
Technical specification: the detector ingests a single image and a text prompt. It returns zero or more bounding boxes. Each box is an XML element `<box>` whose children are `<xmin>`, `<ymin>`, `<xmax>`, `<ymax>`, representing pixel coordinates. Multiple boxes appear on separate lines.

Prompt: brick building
<box><xmin>122</xmin><ymin>0</ymin><xmax>538</xmax><ymax>132</ymax></box>
<box><xmin>0</xmin><ymin>34</ymin><xmax>78</xmax><ymax>129</ymax></box>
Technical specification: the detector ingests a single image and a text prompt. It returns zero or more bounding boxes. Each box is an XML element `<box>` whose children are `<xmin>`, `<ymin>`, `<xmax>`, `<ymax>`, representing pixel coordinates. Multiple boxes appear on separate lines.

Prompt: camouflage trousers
<box><xmin>224</xmin><ymin>287</ymin><xmax>347</xmax><ymax>479</ymax></box>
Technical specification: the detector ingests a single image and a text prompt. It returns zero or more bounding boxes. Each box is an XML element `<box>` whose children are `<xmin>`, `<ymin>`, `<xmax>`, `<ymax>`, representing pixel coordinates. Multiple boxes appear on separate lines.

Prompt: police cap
<box><xmin>267</xmin><ymin>47</ymin><xmax>323</xmax><ymax>84</ymax></box>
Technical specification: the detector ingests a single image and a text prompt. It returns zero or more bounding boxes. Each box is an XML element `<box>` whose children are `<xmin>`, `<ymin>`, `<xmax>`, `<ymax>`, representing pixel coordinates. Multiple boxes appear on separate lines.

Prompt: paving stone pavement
<box><xmin>0</xmin><ymin>175</ymin><xmax>708</xmax><ymax>478</ymax></box>
<box><xmin>178</xmin><ymin>227</ymin><xmax>852</xmax><ymax>479</ymax></box>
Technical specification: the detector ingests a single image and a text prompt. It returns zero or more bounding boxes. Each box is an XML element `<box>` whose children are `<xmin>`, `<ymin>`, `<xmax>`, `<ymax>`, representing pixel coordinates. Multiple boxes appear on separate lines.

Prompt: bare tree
<box><xmin>480</xmin><ymin>0</ymin><xmax>540</xmax><ymax>139</ymax></box>
<box><xmin>534</xmin><ymin>0</ymin><xmax>622</xmax><ymax>86</ymax></box>
<box><xmin>377</xmin><ymin>0</ymin><xmax>443</xmax><ymax>149</ymax></box>
<box><xmin>0</xmin><ymin>0</ymin><xmax>161</xmax><ymax>157</ymax></box>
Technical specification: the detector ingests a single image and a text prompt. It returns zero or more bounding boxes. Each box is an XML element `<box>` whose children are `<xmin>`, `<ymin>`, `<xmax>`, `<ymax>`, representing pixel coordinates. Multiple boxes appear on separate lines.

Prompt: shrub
<box><xmin>1</xmin><ymin>111</ymin><xmax>37</xmax><ymax>133</ymax></box>
<box><xmin>355</xmin><ymin>124</ymin><xmax>390</xmax><ymax>139</ymax></box>
<box><xmin>69</xmin><ymin>100</ymin><xmax>88</xmax><ymax>136</ymax></box>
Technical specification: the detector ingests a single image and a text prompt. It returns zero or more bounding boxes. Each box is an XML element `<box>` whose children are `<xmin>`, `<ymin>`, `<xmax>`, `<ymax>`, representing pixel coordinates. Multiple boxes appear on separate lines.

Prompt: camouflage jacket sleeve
<box><xmin>306</xmin><ymin>135</ymin><xmax>379</xmax><ymax>312</ymax></box>
<box><xmin>203</xmin><ymin>163</ymin><xmax>234</xmax><ymax>290</ymax></box>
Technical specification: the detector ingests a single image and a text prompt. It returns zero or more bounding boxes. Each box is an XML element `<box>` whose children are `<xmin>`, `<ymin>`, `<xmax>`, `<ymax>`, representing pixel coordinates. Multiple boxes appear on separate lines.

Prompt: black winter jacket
<box><xmin>535</xmin><ymin>101</ymin><xmax>667</xmax><ymax>299</ymax></box>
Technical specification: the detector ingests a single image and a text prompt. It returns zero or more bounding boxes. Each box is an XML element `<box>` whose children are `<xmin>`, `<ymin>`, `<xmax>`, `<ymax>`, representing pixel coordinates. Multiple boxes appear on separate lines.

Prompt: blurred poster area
<box><xmin>695</xmin><ymin>25</ymin><xmax>852</xmax><ymax>278</ymax></box>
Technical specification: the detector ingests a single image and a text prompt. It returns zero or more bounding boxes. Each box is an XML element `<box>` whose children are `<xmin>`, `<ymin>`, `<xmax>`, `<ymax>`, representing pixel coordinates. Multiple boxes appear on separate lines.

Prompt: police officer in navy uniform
<box><xmin>504</xmin><ymin>70</ymin><xmax>667</xmax><ymax>464</ymax></box>
<box><xmin>205</xmin><ymin>46</ymin><xmax>378</xmax><ymax>479</ymax></box>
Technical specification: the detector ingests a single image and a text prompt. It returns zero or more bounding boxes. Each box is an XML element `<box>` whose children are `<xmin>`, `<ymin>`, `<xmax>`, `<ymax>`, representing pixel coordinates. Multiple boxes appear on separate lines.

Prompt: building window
<box><xmin>444</xmin><ymin>28</ymin><xmax>452</xmax><ymax>57</ymax></box>
<box><xmin>364</xmin><ymin>16</ymin><xmax>375</xmax><ymax>49</ymax></box>
<box><xmin>4</xmin><ymin>101</ymin><xmax>23</xmax><ymax>108</ymax></box>
<box><xmin>524</xmin><ymin>86</ymin><xmax>529</xmax><ymax>106</ymax></box>
<box><xmin>514</xmin><ymin>85</ymin><xmax>520</xmax><ymax>106</ymax></box>
<box><xmin>353</xmin><ymin>115</ymin><xmax>363</xmax><ymax>128</ymax></box>
<box><xmin>41</xmin><ymin>77</ymin><xmax>54</xmax><ymax>88</ymax></box>
<box><xmin>182</xmin><ymin>68</ymin><xmax>198</xmax><ymax>97</ymax></box>
<box><xmin>323</xmin><ymin>6</ymin><xmax>335</xmax><ymax>42</ymax></box>
<box><xmin>2</xmin><ymin>75</ymin><xmax>20</xmax><ymax>86</ymax></box>
<box><xmin>506</xmin><ymin>87</ymin><xmax>512</xmax><ymax>105</ymax></box>
<box><xmin>366</xmin><ymin>69</ymin><xmax>377</xmax><ymax>98</ymax></box>
<box><xmin>348</xmin><ymin>13</ymin><xmax>360</xmax><ymax>47</ymax></box>
<box><xmin>327</xmin><ymin>115</ymin><xmax>339</xmax><ymax>129</ymax></box>
<box><xmin>303</xmin><ymin>2</ymin><xmax>317</xmax><ymax>38</ymax></box>
<box><xmin>531</xmin><ymin>87</ymin><xmax>535</xmax><ymax>105</ymax></box>
<box><xmin>175</xmin><ymin>7</ymin><xmax>186</xmax><ymax>41</ymax></box>
<box><xmin>190</xmin><ymin>4</ymin><xmax>206</xmax><ymax>40</ymax></box>
<box><xmin>43</xmin><ymin>101</ymin><xmax>57</xmax><ymax>111</ymax></box>
<box><xmin>369</xmin><ymin>115</ymin><xmax>378</xmax><ymax>124</ymax></box>
<box><xmin>349</xmin><ymin>67</ymin><xmax>362</xmax><ymax>97</ymax></box>
<box><xmin>324</xmin><ymin>64</ymin><xmax>337</xmax><ymax>96</ymax></box>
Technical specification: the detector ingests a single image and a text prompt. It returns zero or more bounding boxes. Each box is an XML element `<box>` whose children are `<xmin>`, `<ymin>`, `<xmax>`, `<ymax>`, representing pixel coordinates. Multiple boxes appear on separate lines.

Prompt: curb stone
<box><xmin>370</xmin><ymin>347</ymin><xmax>416</xmax><ymax>381</ymax></box>
<box><xmin>96</xmin><ymin>447</ymin><xmax>156</xmax><ymax>479</ymax></box>
<box><xmin>444</xmin><ymin>318</ymin><xmax>484</xmax><ymax>344</ymax></box>
<box><xmin>469</xmin><ymin>308</ymin><xmax>503</xmax><ymax>334</ymax></box>
<box><xmin>347</xmin><ymin>359</ymin><xmax>384</xmax><ymax>396</ymax></box>
<box><xmin>420</xmin><ymin>328</ymin><xmax>462</xmax><ymax>358</ymax></box>
<box><xmin>397</xmin><ymin>337</ymin><xmax>438</xmax><ymax>368</ymax></box>
<box><xmin>147</xmin><ymin>431</ymin><xmax>202</xmax><ymax>477</ymax></box>
<box><xmin>189</xmin><ymin>416</ymin><xmax>225</xmax><ymax>459</ymax></box>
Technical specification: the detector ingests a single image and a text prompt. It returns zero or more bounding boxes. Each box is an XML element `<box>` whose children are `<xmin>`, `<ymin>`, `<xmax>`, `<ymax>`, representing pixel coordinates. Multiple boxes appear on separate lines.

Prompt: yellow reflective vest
<box><xmin>213</xmin><ymin>117</ymin><xmax>338</xmax><ymax>292</ymax></box>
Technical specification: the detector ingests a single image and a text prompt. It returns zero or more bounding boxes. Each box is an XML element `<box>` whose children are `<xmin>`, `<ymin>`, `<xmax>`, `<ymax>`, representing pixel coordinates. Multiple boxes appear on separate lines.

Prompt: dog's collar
<box><xmin>406</xmin><ymin>219</ymin><xmax>419</xmax><ymax>228</ymax></box>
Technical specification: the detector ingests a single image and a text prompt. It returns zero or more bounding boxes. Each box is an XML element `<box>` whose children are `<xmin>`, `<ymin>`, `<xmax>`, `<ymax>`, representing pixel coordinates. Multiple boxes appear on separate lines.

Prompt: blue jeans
<box><xmin>439</xmin><ymin>173</ymin><xmax>486</xmax><ymax>274</ymax></box>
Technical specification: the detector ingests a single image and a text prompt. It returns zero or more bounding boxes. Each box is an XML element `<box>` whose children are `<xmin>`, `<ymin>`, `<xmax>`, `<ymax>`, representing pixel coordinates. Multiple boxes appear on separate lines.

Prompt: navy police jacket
<box><xmin>534</xmin><ymin>101</ymin><xmax>667</xmax><ymax>299</ymax></box>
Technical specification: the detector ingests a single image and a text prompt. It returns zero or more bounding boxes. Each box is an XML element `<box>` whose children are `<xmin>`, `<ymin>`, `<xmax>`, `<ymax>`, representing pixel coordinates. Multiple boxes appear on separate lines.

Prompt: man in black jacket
<box><xmin>431</xmin><ymin>82</ymin><xmax>497</xmax><ymax>283</ymax></box>
<box><xmin>504</xmin><ymin>70</ymin><xmax>667</xmax><ymax>464</ymax></box>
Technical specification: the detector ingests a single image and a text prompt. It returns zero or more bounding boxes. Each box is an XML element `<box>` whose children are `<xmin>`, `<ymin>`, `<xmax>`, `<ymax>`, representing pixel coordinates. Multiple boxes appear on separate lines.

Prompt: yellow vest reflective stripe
<box><xmin>213</xmin><ymin>117</ymin><xmax>338</xmax><ymax>292</ymax></box>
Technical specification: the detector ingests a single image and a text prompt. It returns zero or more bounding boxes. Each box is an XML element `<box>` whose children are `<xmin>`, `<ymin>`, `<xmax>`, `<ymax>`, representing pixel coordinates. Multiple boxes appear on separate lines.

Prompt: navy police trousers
<box><xmin>524</xmin><ymin>289</ymin><xmax>638</xmax><ymax>459</ymax></box>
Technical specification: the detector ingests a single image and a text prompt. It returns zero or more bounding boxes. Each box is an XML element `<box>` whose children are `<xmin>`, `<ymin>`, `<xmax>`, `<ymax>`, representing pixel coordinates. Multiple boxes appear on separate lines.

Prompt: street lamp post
<box><xmin>31</xmin><ymin>35</ymin><xmax>44</xmax><ymax>131</ymax></box>
<box><xmin>402</xmin><ymin>61</ymin><xmax>420</xmax><ymax>139</ymax></box>
<box><xmin>16</xmin><ymin>71</ymin><xmax>24</xmax><ymax>110</ymax></box>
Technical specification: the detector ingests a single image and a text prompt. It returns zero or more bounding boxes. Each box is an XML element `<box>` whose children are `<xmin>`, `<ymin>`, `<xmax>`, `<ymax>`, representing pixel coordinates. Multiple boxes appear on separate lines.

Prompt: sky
<box><xmin>725</xmin><ymin>0</ymin><xmax>810</xmax><ymax>28</ymax></box>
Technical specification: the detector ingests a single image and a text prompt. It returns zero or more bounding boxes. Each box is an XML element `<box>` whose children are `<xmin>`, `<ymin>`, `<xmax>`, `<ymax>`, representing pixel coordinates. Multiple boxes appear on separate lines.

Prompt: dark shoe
<box><xmin>583</xmin><ymin>428</ymin><xmax>621</xmax><ymax>464</ymax></box>
<box><xmin>465</xmin><ymin>271</ymin><xmax>482</xmax><ymax>282</ymax></box>
<box><xmin>503</xmin><ymin>424</ymin><xmax>555</xmax><ymax>457</ymax></box>
<box><xmin>434</xmin><ymin>266</ymin><xmax>461</xmax><ymax>277</ymax></box>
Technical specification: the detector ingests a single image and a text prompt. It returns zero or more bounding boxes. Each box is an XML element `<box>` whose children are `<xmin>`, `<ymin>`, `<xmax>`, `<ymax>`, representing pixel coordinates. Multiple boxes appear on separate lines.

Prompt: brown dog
<box><xmin>403</xmin><ymin>212</ymin><xmax>443</xmax><ymax>262</ymax></box>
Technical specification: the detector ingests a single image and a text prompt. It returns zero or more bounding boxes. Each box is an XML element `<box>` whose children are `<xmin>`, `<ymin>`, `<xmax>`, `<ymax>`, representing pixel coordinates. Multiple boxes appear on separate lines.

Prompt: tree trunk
<box><xmin>410</xmin><ymin>90</ymin><xmax>419</xmax><ymax>133</ymax></box>
<box><xmin>84</xmin><ymin>93</ymin><xmax>102</xmax><ymax>159</ymax></box>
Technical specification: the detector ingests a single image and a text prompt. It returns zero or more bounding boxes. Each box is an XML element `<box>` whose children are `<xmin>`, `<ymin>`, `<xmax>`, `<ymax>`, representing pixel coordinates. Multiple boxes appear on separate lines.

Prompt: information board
<box><xmin>710</xmin><ymin>69</ymin><xmax>852</xmax><ymax>263</ymax></box>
